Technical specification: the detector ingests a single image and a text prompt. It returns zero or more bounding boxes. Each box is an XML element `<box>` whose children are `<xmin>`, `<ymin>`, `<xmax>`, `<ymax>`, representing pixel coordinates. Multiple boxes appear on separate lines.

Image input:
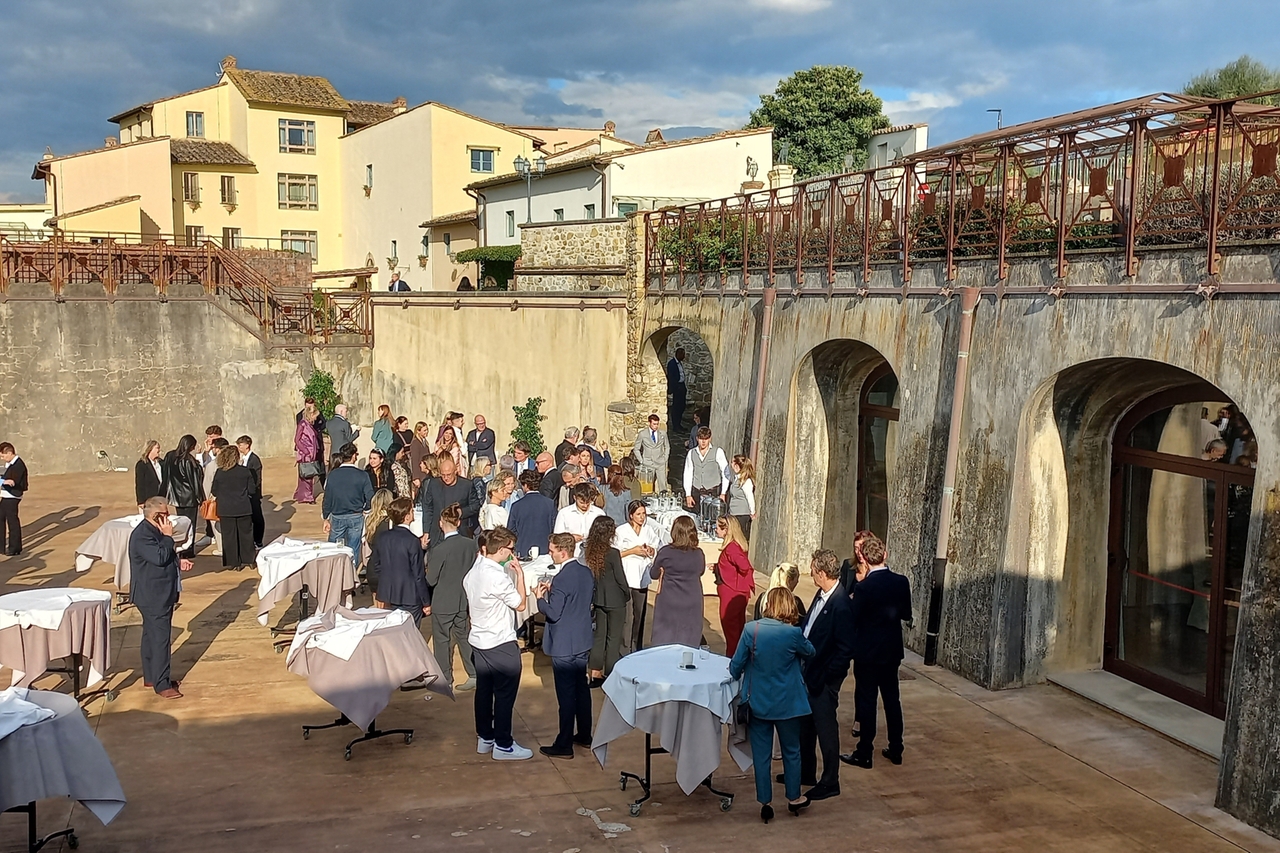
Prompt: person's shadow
<box><xmin>0</xmin><ymin>505</ymin><xmax>101</xmax><ymax>588</ymax></box>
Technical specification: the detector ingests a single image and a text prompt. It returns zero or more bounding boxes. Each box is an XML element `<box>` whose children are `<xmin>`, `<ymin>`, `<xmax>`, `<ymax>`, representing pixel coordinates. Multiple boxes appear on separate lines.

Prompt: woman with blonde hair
<box><xmin>372</xmin><ymin>404</ymin><xmax>395</xmax><ymax>453</ymax></box>
<box><xmin>753</xmin><ymin>562</ymin><xmax>807</xmax><ymax>621</ymax></box>
<box><xmin>362</xmin><ymin>488</ymin><xmax>396</xmax><ymax>600</ymax></box>
<box><xmin>135</xmin><ymin>439</ymin><xmax>165</xmax><ymax>509</ymax></box>
<box><xmin>714</xmin><ymin>515</ymin><xmax>755</xmax><ymax>655</ymax></box>
<box><xmin>727</xmin><ymin>455</ymin><xmax>757</xmax><ymax>539</ymax></box>
<box><xmin>479</xmin><ymin>473</ymin><xmax>514</xmax><ymax>531</ymax></box>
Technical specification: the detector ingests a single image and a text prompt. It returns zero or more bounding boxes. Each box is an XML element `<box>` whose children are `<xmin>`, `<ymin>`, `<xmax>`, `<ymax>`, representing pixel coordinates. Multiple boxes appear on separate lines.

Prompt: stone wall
<box><xmin>237</xmin><ymin>248</ymin><xmax>313</xmax><ymax>289</ymax></box>
<box><xmin>515</xmin><ymin>219</ymin><xmax>629</xmax><ymax>293</ymax></box>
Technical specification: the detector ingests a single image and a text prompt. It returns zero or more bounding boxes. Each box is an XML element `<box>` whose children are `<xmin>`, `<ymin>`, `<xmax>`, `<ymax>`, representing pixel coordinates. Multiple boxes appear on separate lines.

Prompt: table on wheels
<box><xmin>255</xmin><ymin>536</ymin><xmax>356</xmax><ymax>650</ymax></box>
<box><xmin>591</xmin><ymin>644</ymin><xmax>750</xmax><ymax>816</ymax></box>
<box><xmin>0</xmin><ymin>589</ymin><xmax>114</xmax><ymax>702</ymax></box>
<box><xmin>74</xmin><ymin>514</ymin><xmax>193</xmax><ymax>611</ymax></box>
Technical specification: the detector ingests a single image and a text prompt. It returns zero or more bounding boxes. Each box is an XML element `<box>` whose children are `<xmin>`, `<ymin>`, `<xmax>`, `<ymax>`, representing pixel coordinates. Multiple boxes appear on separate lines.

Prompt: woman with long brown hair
<box><xmin>649</xmin><ymin>515</ymin><xmax>706</xmax><ymax>648</ymax></box>
<box><xmin>372</xmin><ymin>404</ymin><xmax>395</xmax><ymax>453</ymax></box>
<box><xmin>583</xmin><ymin>516</ymin><xmax>629</xmax><ymax>684</ymax></box>
<box><xmin>727</xmin><ymin>455</ymin><xmax>756</xmax><ymax>539</ymax></box>
<box><xmin>436</xmin><ymin>425</ymin><xmax>467</xmax><ymax>477</ymax></box>
<box><xmin>602</xmin><ymin>464</ymin><xmax>631</xmax><ymax>526</ymax></box>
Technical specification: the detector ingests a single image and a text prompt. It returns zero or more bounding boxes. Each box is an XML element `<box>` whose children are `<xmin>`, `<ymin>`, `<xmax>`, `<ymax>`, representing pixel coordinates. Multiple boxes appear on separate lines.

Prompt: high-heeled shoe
<box><xmin>760</xmin><ymin>804</ymin><xmax>774</xmax><ymax>823</ymax></box>
<box><xmin>787</xmin><ymin>797</ymin><xmax>811</xmax><ymax>816</ymax></box>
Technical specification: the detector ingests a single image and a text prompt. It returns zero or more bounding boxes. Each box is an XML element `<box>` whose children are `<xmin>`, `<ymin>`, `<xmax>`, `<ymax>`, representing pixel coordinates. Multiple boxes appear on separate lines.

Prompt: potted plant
<box><xmin>418</xmin><ymin>254</ymin><xmax>429</xmax><ymax>268</ymax></box>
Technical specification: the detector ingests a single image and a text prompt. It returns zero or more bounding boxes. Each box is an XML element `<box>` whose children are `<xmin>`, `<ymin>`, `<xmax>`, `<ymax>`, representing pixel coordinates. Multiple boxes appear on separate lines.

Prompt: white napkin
<box><xmin>0</xmin><ymin>687</ymin><xmax>56</xmax><ymax>741</ymax></box>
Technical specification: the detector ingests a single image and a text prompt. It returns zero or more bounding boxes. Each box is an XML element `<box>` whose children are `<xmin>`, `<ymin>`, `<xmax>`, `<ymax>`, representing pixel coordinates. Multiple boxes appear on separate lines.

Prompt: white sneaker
<box><xmin>476</xmin><ymin>737</ymin><xmax>495</xmax><ymax>754</ymax></box>
<box><xmin>491</xmin><ymin>741</ymin><xmax>533</xmax><ymax>761</ymax></box>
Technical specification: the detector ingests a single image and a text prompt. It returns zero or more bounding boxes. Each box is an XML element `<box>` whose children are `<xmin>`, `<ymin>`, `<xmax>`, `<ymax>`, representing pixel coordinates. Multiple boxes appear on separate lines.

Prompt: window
<box><xmin>505</xmin><ymin>210</ymin><xmax>516</xmax><ymax>238</ymax></box>
<box><xmin>220</xmin><ymin>175</ymin><xmax>236</xmax><ymax>205</ymax></box>
<box><xmin>182</xmin><ymin>172</ymin><xmax>200</xmax><ymax>202</ymax></box>
<box><xmin>420</xmin><ymin>235</ymin><xmax>429</xmax><ymax>258</ymax></box>
<box><xmin>553</xmin><ymin>208</ymin><xmax>564</xmax><ymax>221</ymax></box>
<box><xmin>184</xmin><ymin>225</ymin><xmax>205</xmax><ymax>246</ymax></box>
<box><xmin>470</xmin><ymin>149</ymin><xmax>495</xmax><ymax>173</ymax></box>
<box><xmin>583</xmin><ymin>203</ymin><xmax>596</xmax><ymax>220</ymax></box>
<box><xmin>443</xmin><ymin>233</ymin><xmax>452</xmax><ymax>255</ymax></box>
<box><xmin>277</xmin><ymin>174</ymin><xmax>318</xmax><ymax>210</ymax></box>
<box><xmin>390</xmin><ymin>240</ymin><xmax>398</xmax><ymax>259</ymax></box>
<box><xmin>278</xmin><ymin>119</ymin><xmax>316</xmax><ymax>154</ymax></box>
<box><xmin>222</xmin><ymin>227</ymin><xmax>241</xmax><ymax>249</ymax></box>
<box><xmin>617</xmin><ymin>202</ymin><xmax>639</xmax><ymax>216</ymax></box>
<box><xmin>186</xmin><ymin>111</ymin><xmax>204</xmax><ymax>138</ymax></box>
<box><xmin>281</xmin><ymin>230</ymin><xmax>318</xmax><ymax>260</ymax></box>
<box><xmin>365</xmin><ymin>164</ymin><xmax>373</xmax><ymax>188</ymax></box>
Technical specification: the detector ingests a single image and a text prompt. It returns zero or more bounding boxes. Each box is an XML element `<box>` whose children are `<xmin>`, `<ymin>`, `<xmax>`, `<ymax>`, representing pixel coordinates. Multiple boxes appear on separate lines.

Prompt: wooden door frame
<box><xmin>856</xmin><ymin>361</ymin><xmax>899</xmax><ymax>533</ymax></box>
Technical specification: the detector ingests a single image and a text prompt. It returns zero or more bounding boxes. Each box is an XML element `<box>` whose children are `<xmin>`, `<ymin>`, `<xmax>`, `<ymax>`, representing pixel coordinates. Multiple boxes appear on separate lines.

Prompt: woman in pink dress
<box><xmin>294</xmin><ymin>413</ymin><xmax>320</xmax><ymax>503</ymax></box>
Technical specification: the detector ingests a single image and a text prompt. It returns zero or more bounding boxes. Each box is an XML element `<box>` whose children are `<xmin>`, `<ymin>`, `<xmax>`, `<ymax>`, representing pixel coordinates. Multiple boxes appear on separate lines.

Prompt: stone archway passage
<box><xmin>637</xmin><ymin>326</ymin><xmax>715</xmax><ymax>489</ymax></box>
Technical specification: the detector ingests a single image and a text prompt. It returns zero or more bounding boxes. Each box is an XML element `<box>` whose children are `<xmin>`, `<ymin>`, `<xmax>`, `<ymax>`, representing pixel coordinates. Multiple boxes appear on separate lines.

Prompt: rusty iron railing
<box><xmin>0</xmin><ymin>235</ymin><xmax>372</xmax><ymax>347</ymax></box>
<box><xmin>645</xmin><ymin>91</ymin><xmax>1280</xmax><ymax>294</ymax></box>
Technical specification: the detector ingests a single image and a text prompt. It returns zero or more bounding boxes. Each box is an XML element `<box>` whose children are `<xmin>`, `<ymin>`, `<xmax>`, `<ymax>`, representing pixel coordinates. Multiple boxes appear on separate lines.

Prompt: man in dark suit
<box><xmin>554</xmin><ymin>427</ymin><xmax>580</xmax><ymax>468</ymax></box>
<box><xmin>326</xmin><ymin>404</ymin><xmax>359</xmax><ymax>458</ymax></box>
<box><xmin>796</xmin><ymin>548</ymin><xmax>855</xmax><ymax>801</ymax></box>
<box><xmin>466</xmin><ymin>415</ymin><xmax>497</xmax><ymax>467</ymax></box>
<box><xmin>666</xmin><ymin>346</ymin><xmax>687</xmax><ymax>431</ymax></box>
<box><xmin>843</xmin><ymin>534</ymin><xmax>912</xmax><ymax>768</ymax></box>
<box><xmin>426</xmin><ymin>503</ymin><xmax>479</xmax><ymax>691</ymax></box>
<box><xmin>128</xmin><ymin>497</ymin><xmax>192</xmax><ymax>698</ymax></box>
<box><xmin>508</xmin><ymin>471</ymin><xmax>556</xmax><ymax>559</ymax></box>
<box><xmin>0</xmin><ymin>442</ymin><xmax>28</xmax><ymax>556</ymax></box>
<box><xmin>535</xmin><ymin>533</ymin><xmax>596</xmax><ymax>758</ymax></box>
<box><xmin>388</xmin><ymin>272</ymin><xmax>410</xmax><ymax>292</ymax></box>
<box><xmin>236</xmin><ymin>435</ymin><xmax>266</xmax><ymax>548</ymax></box>
<box><xmin>419</xmin><ymin>455</ymin><xmax>479</xmax><ymax>545</ymax></box>
<box><xmin>372</xmin><ymin>497</ymin><xmax>431</xmax><ymax>627</ymax></box>
<box><xmin>535</xmin><ymin>453</ymin><xmax>562</xmax><ymax>500</ymax></box>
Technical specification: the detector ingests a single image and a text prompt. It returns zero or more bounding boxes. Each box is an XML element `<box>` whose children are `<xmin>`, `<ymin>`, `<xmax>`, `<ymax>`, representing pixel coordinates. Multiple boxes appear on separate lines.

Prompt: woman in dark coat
<box><xmin>161</xmin><ymin>434</ymin><xmax>204</xmax><ymax>559</ymax></box>
<box><xmin>365</xmin><ymin>448</ymin><xmax>397</xmax><ymax>496</ymax></box>
<box><xmin>584</xmin><ymin>516</ymin><xmax>630</xmax><ymax>683</ymax></box>
<box><xmin>211</xmin><ymin>445</ymin><xmax>255</xmax><ymax>569</ymax></box>
<box><xmin>135</xmin><ymin>440</ymin><xmax>164</xmax><ymax>508</ymax></box>
<box><xmin>649</xmin><ymin>515</ymin><xmax>707</xmax><ymax>648</ymax></box>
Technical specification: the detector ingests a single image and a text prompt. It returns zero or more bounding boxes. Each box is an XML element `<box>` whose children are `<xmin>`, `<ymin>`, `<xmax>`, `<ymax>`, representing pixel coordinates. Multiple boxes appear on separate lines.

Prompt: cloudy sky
<box><xmin>0</xmin><ymin>0</ymin><xmax>1271</xmax><ymax>202</ymax></box>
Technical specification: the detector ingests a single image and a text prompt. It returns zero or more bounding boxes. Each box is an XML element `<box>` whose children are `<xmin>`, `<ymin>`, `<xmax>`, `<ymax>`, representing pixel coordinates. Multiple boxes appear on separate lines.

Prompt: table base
<box><xmin>3</xmin><ymin>802</ymin><xmax>79</xmax><ymax>852</ymax></box>
<box><xmin>618</xmin><ymin>732</ymin><xmax>734</xmax><ymax>816</ymax></box>
<box><xmin>45</xmin><ymin>653</ymin><xmax>115</xmax><ymax>705</ymax></box>
<box><xmin>270</xmin><ymin>585</ymin><xmax>312</xmax><ymax>654</ymax></box>
<box><xmin>301</xmin><ymin>713</ymin><xmax>413</xmax><ymax>761</ymax></box>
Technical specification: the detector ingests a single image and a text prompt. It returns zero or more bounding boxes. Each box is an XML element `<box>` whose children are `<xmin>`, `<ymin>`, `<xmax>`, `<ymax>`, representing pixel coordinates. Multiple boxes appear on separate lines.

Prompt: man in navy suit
<box><xmin>796</xmin><ymin>548</ymin><xmax>856</xmax><ymax>800</ymax></box>
<box><xmin>534</xmin><ymin>533</ymin><xmax>596</xmax><ymax>758</ymax></box>
<box><xmin>128</xmin><ymin>497</ymin><xmax>193</xmax><ymax>698</ymax></box>
<box><xmin>372</xmin><ymin>497</ymin><xmax>432</xmax><ymax>626</ymax></box>
<box><xmin>843</xmin><ymin>533</ymin><xmax>912</xmax><ymax>768</ymax></box>
<box><xmin>665</xmin><ymin>347</ymin><xmax>687</xmax><ymax>431</ymax></box>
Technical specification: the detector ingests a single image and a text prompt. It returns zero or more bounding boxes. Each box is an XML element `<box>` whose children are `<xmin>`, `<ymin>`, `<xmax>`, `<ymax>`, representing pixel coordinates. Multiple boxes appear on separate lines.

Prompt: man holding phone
<box><xmin>128</xmin><ymin>497</ymin><xmax>194</xmax><ymax>699</ymax></box>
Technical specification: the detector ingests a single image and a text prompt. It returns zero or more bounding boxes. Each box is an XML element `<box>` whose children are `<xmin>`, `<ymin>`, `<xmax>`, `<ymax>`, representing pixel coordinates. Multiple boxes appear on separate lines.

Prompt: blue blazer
<box><xmin>539</xmin><ymin>559</ymin><xmax>595</xmax><ymax>658</ymax></box>
<box><xmin>801</xmin><ymin>584</ymin><xmax>856</xmax><ymax>693</ymax></box>
<box><xmin>372</xmin><ymin>525</ymin><xmax>431</xmax><ymax>610</ymax></box>
<box><xmin>850</xmin><ymin>568</ymin><xmax>913</xmax><ymax>666</ymax></box>
<box><xmin>128</xmin><ymin>520</ymin><xmax>180</xmax><ymax>613</ymax></box>
<box><xmin>730</xmin><ymin>618</ymin><xmax>814</xmax><ymax>721</ymax></box>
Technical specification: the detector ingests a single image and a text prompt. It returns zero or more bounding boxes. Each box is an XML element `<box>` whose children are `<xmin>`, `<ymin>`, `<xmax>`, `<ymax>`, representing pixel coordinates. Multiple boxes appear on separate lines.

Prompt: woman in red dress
<box><xmin>715</xmin><ymin>515</ymin><xmax>755</xmax><ymax>655</ymax></box>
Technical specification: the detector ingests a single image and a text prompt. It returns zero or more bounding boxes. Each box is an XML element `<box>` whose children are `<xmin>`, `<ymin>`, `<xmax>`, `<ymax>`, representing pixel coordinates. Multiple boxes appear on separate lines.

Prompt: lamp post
<box><xmin>513</xmin><ymin>154</ymin><xmax>547</xmax><ymax>223</ymax></box>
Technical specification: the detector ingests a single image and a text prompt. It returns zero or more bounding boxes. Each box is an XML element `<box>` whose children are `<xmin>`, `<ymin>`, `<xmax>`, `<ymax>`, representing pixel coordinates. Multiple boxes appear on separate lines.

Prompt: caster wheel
<box><xmin>629</xmin><ymin>804</ymin><xmax>641</xmax><ymax>817</ymax></box>
<box><xmin>404</xmin><ymin>734</ymin><xmax>413</xmax><ymax>744</ymax></box>
<box><xmin>68</xmin><ymin>834</ymin><xmax>79</xmax><ymax>849</ymax></box>
<box><xmin>620</xmin><ymin>777</ymin><xmax>628</xmax><ymax>791</ymax></box>
<box><xmin>302</xmin><ymin>730</ymin><xmax>310</xmax><ymax>740</ymax></box>
<box><xmin>720</xmin><ymin>797</ymin><xmax>733</xmax><ymax>812</ymax></box>
<box><xmin>105</xmin><ymin>690</ymin><xmax>117</xmax><ymax>702</ymax></box>
<box><xmin>344</xmin><ymin>749</ymin><xmax>352</xmax><ymax>761</ymax></box>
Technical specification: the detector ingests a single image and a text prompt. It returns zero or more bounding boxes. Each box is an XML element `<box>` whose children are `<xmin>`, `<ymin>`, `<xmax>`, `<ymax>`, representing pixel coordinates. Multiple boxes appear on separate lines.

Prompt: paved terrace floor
<box><xmin>2</xmin><ymin>460</ymin><xmax>1278</xmax><ymax>853</ymax></box>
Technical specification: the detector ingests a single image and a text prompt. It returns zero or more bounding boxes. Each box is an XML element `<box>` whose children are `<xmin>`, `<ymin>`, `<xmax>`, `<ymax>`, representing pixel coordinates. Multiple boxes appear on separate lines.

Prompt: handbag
<box><xmin>200</xmin><ymin>497</ymin><xmax>219</xmax><ymax>522</ymax></box>
<box><xmin>735</xmin><ymin>623</ymin><xmax>760</xmax><ymax>726</ymax></box>
<box><xmin>299</xmin><ymin>460</ymin><xmax>323</xmax><ymax>478</ymax></box>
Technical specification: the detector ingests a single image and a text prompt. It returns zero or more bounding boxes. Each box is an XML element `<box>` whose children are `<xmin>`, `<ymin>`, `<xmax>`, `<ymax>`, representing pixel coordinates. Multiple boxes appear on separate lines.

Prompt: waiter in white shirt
<box><xmin>553</xmin><ymin>483</ymin><xmax>605</xmax><ymax>544</ymax></box>
<box><xmin>462</xmin><ymin>526</ymin><xmax>533</xmax><ymax>761</ymax></box>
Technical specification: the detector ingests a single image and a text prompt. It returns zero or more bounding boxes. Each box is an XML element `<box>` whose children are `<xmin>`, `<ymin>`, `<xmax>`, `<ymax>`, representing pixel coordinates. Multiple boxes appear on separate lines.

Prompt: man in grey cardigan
<box><xmin>631</xmin><ymin>413</ymin><xmax>670</xmax><ymax>480</ymax></box>
<box><xmin>326</xmin><ymin>405</ymin><xmax>360</xmax><ymax>459</ymax></box>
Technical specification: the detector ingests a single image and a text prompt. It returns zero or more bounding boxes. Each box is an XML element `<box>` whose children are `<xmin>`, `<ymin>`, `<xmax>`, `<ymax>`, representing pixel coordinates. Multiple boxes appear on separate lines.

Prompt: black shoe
<box><xmin>882</xmin><ymin>748</ymin><xmax>903</xmax><ymax>765</ymax></box>
<box><xmin>777</xmin><ymin>773</ymin><xmax>817</xmax><ymax>786</ymax></box>
<box><xmin>539</xmin><ymin>745</ymin><xmax>574</xmax><ymax>759</ymax></box>
<box><xmin>760</xmin><ymin>804</ymin><xmax>774</xmax><ymax>824</ymax></box>
<box><xmin>803</xmin><ymin>784</ymin><xmax>840</xmax><ymax>801</ymax></box>
<box><xmin>787</xmin><ymin>797</ymin><xmax>811</xmax><ymax>816</ymax></box>
<box><xmin>573</xmin><ymin>734</ymin><xmax>593</xmax><ymax>747</ymax></box>
<box><xmin>840</xmin><ymin>752</ymin><xmax>873</xmax><ymax>769</ymax></box>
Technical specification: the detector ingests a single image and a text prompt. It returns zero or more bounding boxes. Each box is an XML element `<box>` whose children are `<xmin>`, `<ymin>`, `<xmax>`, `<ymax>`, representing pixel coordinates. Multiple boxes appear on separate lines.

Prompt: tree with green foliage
<box><xmin>1185</xmin><ymin>55</ymin><xmax>1280</xmax><ymax>105</ymax></box>
<box><xmin>747</xmin><ymin>65</ymin><xmax>891</xmax><ymax>179</ymax></box>
<box><xmin>301</xmin><ymin>369</ymin><xmax>340</xmax><ymax>419</ymax></box>
<box><xmin>510</xmin><ymin>397</ymin><xmax>547</xmax><ymax>455</ymax></box>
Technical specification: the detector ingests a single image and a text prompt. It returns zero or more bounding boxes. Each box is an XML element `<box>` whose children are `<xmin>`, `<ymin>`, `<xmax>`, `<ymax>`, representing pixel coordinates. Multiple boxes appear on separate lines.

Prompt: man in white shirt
<box><xmin>553</xmin><ymin>483</ymin><xmax>605</xmax><ymax>543</ymax></box>
<box><xmin>462</xmin><ymin>526</ymin><xmax>532</xmax><ymax>760</ymax></box>
<box><xmin>683</xmin><ymin>426</ymin><xmax>730</xmax><ymax>509</ymax></box>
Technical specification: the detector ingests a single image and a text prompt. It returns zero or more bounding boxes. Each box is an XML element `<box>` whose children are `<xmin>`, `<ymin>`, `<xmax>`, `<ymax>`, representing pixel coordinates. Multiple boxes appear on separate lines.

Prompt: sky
<box><xmin>0</xmin><ymin>0</ymin><xmax>1272</xmax><ymax>202</ymax></box>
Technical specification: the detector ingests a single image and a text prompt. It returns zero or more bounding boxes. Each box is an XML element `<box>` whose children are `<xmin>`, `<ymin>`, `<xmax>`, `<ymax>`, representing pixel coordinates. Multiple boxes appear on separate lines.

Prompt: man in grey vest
<box><xmin>683</xmin><ymin>426</ymin><xmax>729</xmax><ymax>508</ymax></box>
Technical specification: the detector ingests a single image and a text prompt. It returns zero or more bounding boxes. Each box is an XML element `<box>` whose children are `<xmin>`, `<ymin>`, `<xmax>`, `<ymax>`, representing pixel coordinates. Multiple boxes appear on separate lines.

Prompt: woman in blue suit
<box><xmin>730</xmin><ymin>586</ymin><xmax>815</xmax><ymax>823</ymax></box>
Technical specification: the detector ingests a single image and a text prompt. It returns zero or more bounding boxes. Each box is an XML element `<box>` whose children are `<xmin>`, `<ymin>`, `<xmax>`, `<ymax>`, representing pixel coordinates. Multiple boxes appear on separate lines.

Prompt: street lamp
<box><xmin>513</xmin><ymin>154</ymin><xmax>547</xmax><ymax>223</ymax></box>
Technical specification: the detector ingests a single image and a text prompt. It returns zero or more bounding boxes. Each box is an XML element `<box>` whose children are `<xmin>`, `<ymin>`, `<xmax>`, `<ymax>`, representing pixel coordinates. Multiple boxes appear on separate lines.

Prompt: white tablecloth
<box><xmin>74</xmin><ymin>514</ymin><xmax>193</xmax><ymax>587</ymax></box>
<box><xmin>287</xmin><ymin>607</ymin><xmax>410</xmax><ymax>663</ymax></box>
<box><xmin>0</xmin><ymin>589</ymin><xmax>113</xmax><ymax>632</ymax></box>
<box><xmin>0</xmin><ymin>687</ymin><xmax>55</xmax><ymax>741</ymax></box>
<box><xmin>256</xmin><ymin>538</ymin><xmax>355</xmax><ymax>603</ymax></box>
<box><xmin>602</xmin><ymin>644</ymin><xmax>739</xmax><ymax>725</ymax></box>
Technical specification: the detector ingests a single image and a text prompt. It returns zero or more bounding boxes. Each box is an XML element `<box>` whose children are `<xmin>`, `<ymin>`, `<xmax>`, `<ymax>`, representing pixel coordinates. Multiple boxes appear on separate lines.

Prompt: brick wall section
<box><xmin>236</xmin><ymin>248</ymin><xmax>313</xmax><ymax>289</ymax></box>
<box><xmin>515</xmin><ymin>219</ymin><xmax>629</xmax><ymax>292</ymax></box>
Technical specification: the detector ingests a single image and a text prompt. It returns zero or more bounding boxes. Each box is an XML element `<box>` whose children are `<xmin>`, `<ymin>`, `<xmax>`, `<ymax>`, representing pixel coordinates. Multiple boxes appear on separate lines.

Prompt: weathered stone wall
<box><xmin>237</xmin><ymin>248</ymin><xmax>313</xmax><ymax>289</ymax></box>
<box><xmin>515</xmin><ymin>219</ymin><xmax>628</xmax><ymax>293</ymax></box>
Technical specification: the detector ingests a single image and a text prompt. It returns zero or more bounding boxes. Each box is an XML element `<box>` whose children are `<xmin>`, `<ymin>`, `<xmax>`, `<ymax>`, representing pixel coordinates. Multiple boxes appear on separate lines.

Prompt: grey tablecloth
<box><xmin>257</xmin><ymin>545</ymin><xmax>356</xmax><ymax>625</ymax></box>
<box><xmin>0</xmin><ymin>600</ymin><xmax>111</xmax><ymax>689</ymax></box>
<box><xmin>592</xmin><ymin>698</ymin><xmax>752</xmax><ymax>795</ymax></box>
<box><xmin>286</xmin><ymin>607</ymin><xmax>451</xmax><ymax>730</ymax></box>
<box><xmin>75</xmin><ymin>516</ymin><xmax>193</xmax><ymax>591</ymax></box>
<box><xmin>0</xmin><ymin>689</ymin><xmax>126</xmax><ymax>823</ymax></box>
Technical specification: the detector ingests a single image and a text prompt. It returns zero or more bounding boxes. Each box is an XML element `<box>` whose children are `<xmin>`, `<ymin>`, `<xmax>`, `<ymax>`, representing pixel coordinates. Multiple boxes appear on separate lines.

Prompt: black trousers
<box><xmin>0</xmin><ymin>497</ymin><xmax>21</xmax><ymax>554</ymax></box>
<box><xmin>221</xmin><ymin>516</ymin><xmax>255</xmax><ymax>568</ymax></box>
<box><xmin>590</xmin><ymin>605</ymin><xmax>625</xmax><ymax>674</ymax></box>
<box><xmin>138</xmin><ymin>605</ymin><xmax>175</xmax><ymax>692</ymax></box>
<box><xmin>669</xmin><ymin>383</ymin><xmax>687</xmax><ymax>432</ymax></box>
<box><xmin>551</xmin><ymin>651</ymin><xmax>592</xmax><ymax>749</ymax></box>
<box><xmin>855</xmin><ymin>659</ymin><xmax>904</xmax><ymax>757</ymax></box>
<box><xmin>734</xmin><ymin>514</ymin><xmax>752</xmax><ymax>540</ymax></box>
<box><xmin>472</xmin><ymin>641</ymin><xmax>521</xmax><ymax>748</ymax></box>
<box><xmin>800</xmin><ymin>678</ymin><xmax>844</xmax><ymax>788</ymax></box>
<box><xmin>623</xmin><ymin>588</ymin><xmax>648</xmax><ymax>654</ymax></box>
<box><xmin>250</xmin><ymin>495</ymin><xmax>265</xmax><ymax>547</ymax></box>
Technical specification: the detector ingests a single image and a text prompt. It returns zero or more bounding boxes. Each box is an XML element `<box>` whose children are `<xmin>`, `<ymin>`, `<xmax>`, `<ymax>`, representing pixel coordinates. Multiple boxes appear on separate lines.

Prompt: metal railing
<box><xmin>644</xmin><ymin>92</ymin><xmax>1280</xmax><ymax>294</ymax></box>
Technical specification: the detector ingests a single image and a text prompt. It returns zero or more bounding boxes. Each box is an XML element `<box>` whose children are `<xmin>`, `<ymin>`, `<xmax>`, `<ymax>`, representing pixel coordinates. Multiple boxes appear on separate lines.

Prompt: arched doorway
<box><xmin>638</xmin><ymin>326</ymin><xmax>715</xmax><ymax>487</ymax></box>
<box><xmin>858</xmin><ymin>362</ymin><xmax>899</xmax><ymax>541</ymax></box>
<box><xmin>1106</xmin><ymin>388</ymin><xmax>1255</xmax><ymax>718</ymax></box>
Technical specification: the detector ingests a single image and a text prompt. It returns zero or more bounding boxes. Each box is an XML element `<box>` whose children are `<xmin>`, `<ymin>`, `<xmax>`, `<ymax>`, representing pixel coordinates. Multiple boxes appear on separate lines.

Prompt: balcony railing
<box><xmin>645</xmin><ymin>91</ymin><xmax>1280</xmax><ymax>294</ymax></box>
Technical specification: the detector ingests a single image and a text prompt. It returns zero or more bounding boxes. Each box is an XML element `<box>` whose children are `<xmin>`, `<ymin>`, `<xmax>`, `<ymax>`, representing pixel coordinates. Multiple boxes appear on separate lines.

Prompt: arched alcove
<box><xmin>639</xmin><ymin>326</ymin><xmax>715</xmax><ymax>487</ymax></box>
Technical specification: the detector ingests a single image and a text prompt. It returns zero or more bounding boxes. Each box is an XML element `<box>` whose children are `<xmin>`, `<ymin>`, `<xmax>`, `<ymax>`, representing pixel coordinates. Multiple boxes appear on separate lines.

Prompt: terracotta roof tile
<box><xmin>419</xmin><ymin>209</ymin><xmax>478</xmax><ymax>228</ymax></box>
<box><xmin>223</xmin><ymin>67</ymin><xmax>347</xmax><ymax>112</ymax></box>
<box><xmin>346</xmin><ymin>100</ymin><xmax>399</xmax><ymax>129</ymax></box>
<box><xmin>169</xmin><ymin>138</ymin><xmax>254</xmax><ymax>166</ymax></box>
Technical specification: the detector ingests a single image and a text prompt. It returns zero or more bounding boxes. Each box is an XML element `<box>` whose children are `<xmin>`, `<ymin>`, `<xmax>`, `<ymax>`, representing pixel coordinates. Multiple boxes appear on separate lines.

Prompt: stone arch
<box><xmin>637</xmin><ymin>325</ymin><xmax>715</xmax><ymax>483</ymax></box>
<box><xmin>786</xmin><ymin>339</ymin><xmax>898</xmax><ymax>564</ymax></box>
<box><xmin>998</xmin><ymin>357</ymin><xmax>1254</xmax><ymax>700</ymax></box>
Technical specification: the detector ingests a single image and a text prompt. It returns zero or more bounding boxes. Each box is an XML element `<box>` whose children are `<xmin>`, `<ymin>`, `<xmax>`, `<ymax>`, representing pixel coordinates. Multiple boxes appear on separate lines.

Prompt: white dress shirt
<box><xmin>612</xmin><ymin>519</ymin><xmax>666</xmax><ymax>589</ymax></box>
<box><xmin>682</xmin><ymin>446</ymin><xmax>731</xmax><ymax>496</ymax></box>
<box><xmin>553</xmin><ymin>503</ymin><xmax>605</xmax><ymax>539</ymax></box>
<box><xmin>0</xmin><ymin>456</ymin><xmax>19</xmax><ymax>500</ymax></box>
<box><xmin>463</xmin><ymin>555</ymin><xmax>524</xmax><ymax>650</ymax></box>
<box><xmin>804</xmin><ymin>586</ymin><xmax>835</xmax><ymax>639</ymax></box>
